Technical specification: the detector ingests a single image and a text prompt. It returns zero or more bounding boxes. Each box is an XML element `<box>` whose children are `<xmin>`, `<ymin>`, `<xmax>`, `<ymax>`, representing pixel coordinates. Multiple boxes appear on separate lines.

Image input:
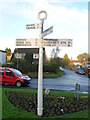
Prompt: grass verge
<box><xmin>28</xmin><ymin>69</ymin><xmax>64</xmax><ymax>78</ymax></box>
<box><xmin>2</xmin><ymin>88</ymin><xmax>89</xmax><ymax>119</ymax></box>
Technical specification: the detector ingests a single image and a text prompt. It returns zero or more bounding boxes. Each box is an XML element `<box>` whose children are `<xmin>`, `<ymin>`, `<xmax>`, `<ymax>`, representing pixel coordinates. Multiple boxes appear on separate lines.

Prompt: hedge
<box><xmin>2</xmin><ymin>62</ymin><xmax>58</xmax><ymax>74</ymax></box>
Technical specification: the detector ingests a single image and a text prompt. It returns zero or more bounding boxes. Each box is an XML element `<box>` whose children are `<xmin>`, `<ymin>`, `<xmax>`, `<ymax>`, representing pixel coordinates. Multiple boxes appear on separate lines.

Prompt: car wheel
<box><xmin>16</xmin><ymin>81</ymin><xmax>22</xmax><ymax>87</ymax></box>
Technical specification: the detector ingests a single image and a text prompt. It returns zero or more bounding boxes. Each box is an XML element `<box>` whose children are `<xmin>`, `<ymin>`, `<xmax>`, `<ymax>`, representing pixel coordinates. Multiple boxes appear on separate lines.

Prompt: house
<box><xmin>13</xmin><ymin>48</ymin><xmax>46</xmax><ymax>64</ymax></box>
<box><xmin>0</xmin><ymin>50</ymin><xmax>6</xmax><ymax>65</ymax></box>
<box><xmin>70</xmin><ymin>60</ymin><xmax>82</xmax><ymax>66</ymax></box>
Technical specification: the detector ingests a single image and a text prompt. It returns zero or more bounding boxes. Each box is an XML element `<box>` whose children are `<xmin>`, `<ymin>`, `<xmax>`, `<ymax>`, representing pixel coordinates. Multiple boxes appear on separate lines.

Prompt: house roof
<box><xmin>13</xmin><ymin>48</ymin><xmax>46</xmax><ymax>63</ymax></box>
<box><xmin>14</xmin><ymin>48</ymin><xmax>45</xmax><ymax>54</ymax></box>
<box><xmin>70</xmin><ymin>60</ymin><xmax>78</xmax><ymax>63</ymax></box>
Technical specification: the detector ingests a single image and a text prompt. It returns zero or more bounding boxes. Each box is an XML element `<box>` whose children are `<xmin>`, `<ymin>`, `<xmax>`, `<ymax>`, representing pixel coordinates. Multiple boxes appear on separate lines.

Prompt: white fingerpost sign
<box><xmin>40</xmin><ymin>26</ymin><xmax>53</xmax><ymax>37</ymax></box>
<box><xmin>26</xmin><ymin>23</ymin><xmax>41</xmax><ymax>29</ymax></box>
<box><xmin>16</xmin><ymin>38</ymin><xmax>72</xmax><ymax>47</ymax></box>
<box><xmin>43</xmin><ymin>39</ymin><xmax>72</xmax><ymax>47</ymax></box>
<box><xmin>16</xmin><ymin>10</ymin><xmax>73</xmax><ymax>116</ymax></box>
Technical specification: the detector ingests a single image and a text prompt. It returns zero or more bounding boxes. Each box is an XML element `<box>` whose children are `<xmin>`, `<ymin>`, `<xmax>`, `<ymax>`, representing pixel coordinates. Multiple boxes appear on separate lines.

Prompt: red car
<box><xmin>0</xmin><ymin>67</ymin><xmax>31</xmax><ymax>87</ymax></box>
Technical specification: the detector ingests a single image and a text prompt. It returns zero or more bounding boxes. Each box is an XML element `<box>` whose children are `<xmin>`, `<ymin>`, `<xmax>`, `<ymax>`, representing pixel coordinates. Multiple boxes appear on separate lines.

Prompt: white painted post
<box><xmin>37</xmin><ymin>19</ymin><xmax>44</xmax><ymax>116</ymax></box>
<box><xmin>37</xmin><ymin>21</ymin><xmax>43</xmax><ymax>116</ymax></box>
<box><xmin>37</xmin><ymin>10</ymin><xmax>47</xmax><ymax>116</ymax></box>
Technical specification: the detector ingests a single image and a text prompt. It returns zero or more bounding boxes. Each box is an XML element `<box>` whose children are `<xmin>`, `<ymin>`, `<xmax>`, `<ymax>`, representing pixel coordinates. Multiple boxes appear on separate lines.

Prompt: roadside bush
<box><xmin>29</xmin><ymin>64</ymin><xmax>38</xmax><ymax>72</ymax></box>
<box><xmin>44</xmin><ymin>63</ymin><xmax>58</xmax><ymax>74</ymax></box>
<box><xmin>2</xmin><ymin>63</ymin><xmax>14</xmax><ymax>68</ymax></box>
<box><xmin>18</xmin><ymin>64</ymin><xmax>38</xmax><ymax>73</ymax></box>
<box><xmin>2</xmin><ymin>58</ymin><xmax>59</xmax><ymax>74</ymax></box>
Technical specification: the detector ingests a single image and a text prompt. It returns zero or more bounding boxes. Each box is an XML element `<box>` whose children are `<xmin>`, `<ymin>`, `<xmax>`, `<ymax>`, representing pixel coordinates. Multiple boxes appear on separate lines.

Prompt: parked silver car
<box><xmin>75</xmin><ymin>68</ymin><xmax>85</xmax><ymax>75</ymax></box>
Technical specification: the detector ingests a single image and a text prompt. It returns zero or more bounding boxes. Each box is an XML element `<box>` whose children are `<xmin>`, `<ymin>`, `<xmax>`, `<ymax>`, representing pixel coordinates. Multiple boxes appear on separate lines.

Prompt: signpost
<box><xmin>16</xmin><ymin>10</ymin><xmax>73</xmax><ymax>116</ymax></box>
<box><xmin>40</xmin><ymin>26</ymin><xmax>53</xmax><ymax>37</ymax></box>
<box><xmin>26</xmin><ymin>23</ymin><xmax>41</xmax><ymax>29</ymax></box>
<box><xmin>43</xmin><ymin>39</ymin><xmax>72</xmax><ymax>47</ymax></box>
<box><xmin>16</xmin><ymin>38</ymin><xmax>72</xmax><ymax>47</ymax></box>
<box><xmin>16</xmin><ymin>38</ymin><xmax>40</xmax><ymax>46</ymax></box>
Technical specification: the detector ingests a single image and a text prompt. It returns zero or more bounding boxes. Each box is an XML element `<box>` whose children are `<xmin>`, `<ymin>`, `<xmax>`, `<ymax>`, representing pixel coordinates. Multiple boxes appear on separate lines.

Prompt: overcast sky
<box><xmin>0</xmin><ymin>0</ymin><xmax>88</xmax><ymax>60</ymax></box>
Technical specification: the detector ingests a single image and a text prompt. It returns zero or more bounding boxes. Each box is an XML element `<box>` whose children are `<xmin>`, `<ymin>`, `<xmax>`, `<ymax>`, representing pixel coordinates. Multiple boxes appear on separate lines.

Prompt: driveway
<box><xmin>30</xmin><ymin>68</ymin><xmax>89</xmax><ymax>94</ymax></box>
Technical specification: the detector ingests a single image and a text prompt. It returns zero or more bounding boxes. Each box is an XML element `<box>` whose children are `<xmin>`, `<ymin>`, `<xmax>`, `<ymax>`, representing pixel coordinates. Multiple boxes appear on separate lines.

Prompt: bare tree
<box><xmin>51</xmin><ymin>47</ymin><xmax>60</xmax><ymax>58</ymax></box>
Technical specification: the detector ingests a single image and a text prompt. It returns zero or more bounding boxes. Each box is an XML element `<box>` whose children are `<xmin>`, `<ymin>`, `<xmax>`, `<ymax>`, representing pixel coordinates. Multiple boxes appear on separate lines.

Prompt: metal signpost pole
<box><xmin>37</xmin><ymin>20</ymin><xmax>43</xmax><ymax>116</ymax></box>
<box><xmin>37</xmin><ymin>11</ymin><xmax>47</xmax><ymax>116</ymax></box>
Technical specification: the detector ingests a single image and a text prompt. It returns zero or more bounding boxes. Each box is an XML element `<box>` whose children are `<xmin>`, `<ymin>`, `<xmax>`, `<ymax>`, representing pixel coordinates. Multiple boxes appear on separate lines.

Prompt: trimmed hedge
<box><xmin>43</xmin><ymin>63</ymin><xmax>58</xmax><ymax>73</ymax></box>
<box><xmin>2</xmin><ymin>62</ymin><xmax>58</xmax><ymax>74</ymax></box>
<box><xmin>2</xmin><ymin>63</ymin><xmax>14</xmax><ymax>68</ymax></box>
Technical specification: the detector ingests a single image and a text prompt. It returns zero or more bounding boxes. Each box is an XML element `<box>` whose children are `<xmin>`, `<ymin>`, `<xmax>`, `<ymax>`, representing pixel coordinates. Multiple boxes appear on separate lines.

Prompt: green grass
<box><xmin>44</xmin><ymin>69</ymin><xmax>64</xmax><ymax>78</ymax></box>
<box><xmin>2</xmin><ymin>88</ymin><xmax>38</xmax><ymax>119</ymax></box>
<box><xmin>1</xmin><ymin>88</ymin><xmax>89</xmax><ymax>119</ymax></box>
<box><xmin>56</xmin><ymin>109</ymin><xmax>89</xmax><ymax>118</ymax></box>
<box><xmin>29</xmin><ymin>69</ymin><xmax>64</xmax><ymax>78</ymax></box>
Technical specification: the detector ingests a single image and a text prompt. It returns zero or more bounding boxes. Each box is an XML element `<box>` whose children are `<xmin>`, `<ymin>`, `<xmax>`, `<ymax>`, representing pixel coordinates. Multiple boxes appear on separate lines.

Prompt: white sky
<box><xmin>0</xmin><ymin>0</ymin><xmax>88</xmax><ymax>60</ymax></box>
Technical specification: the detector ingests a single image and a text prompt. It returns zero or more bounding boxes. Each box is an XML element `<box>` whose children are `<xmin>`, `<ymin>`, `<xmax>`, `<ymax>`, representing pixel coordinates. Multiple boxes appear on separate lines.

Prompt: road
<box><xmin>30</xmin><ymin>68</ymin><xmax>89</xmax><ymax>94</ymax></box>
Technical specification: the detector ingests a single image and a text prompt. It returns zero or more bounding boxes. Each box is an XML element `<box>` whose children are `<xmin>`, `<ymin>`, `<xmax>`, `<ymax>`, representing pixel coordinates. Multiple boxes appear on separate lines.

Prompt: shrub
<box><xmin>29</xmin><ymin>64</ymin><xmax>38</xmax><ymax>73</ymax></box>
<box><xmin>2</xmin><ymin>58</ymin><xmax>59</xmax><ymax>74</ymax></box>
<box><xmin>43</xmin><ymin>63</ymin><xmax>58</xmax><ymax>74</ymax></box>
<box><xmin>2</xmin><ymin>63</ymin><xmax>14</xmax><ymax>68</ymax></box>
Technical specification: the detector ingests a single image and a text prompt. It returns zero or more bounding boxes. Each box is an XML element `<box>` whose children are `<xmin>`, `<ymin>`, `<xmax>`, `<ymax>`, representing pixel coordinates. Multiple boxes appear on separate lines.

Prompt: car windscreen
<box><xmin>12</xmin><ymin>69</ymin><xmax>23</xmax><ymax>76</ymax></box>
<box><xmin>81</xmin><ymin>69</ymin><xmax>84</xmax><ymax>72</ymax></box>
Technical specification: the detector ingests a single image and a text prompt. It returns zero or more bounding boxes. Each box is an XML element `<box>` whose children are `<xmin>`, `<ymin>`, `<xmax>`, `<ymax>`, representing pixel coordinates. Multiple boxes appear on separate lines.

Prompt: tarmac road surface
<box><xmin>30</xmin><ymin>68</ymin><xmax>89</xmax><ymax>94</ymax></box>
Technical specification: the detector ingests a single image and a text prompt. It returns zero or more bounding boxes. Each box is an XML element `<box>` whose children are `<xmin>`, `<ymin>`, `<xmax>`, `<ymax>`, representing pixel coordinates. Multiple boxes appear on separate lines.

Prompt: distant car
<box><xmin>75</xmin><ymin>68</ymin><xmax>85</xmax><ymax>75</ymax></box>
<box><xmin>0</xmin><ymin>67</ymin><xmax>31</xmax><ymax>87</ymax></box>
<box><xmin>59</xmin><ymin>66</ymin><xmax>64</xmax><ymax>71</ymax></box>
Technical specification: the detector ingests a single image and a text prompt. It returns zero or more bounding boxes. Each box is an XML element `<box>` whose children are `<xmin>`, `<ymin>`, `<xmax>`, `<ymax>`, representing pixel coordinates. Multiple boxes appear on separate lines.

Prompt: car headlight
<box><xmin>21</xmin><ymin>76</ymin><xmax>31</xmax><ymax>80</ymax></box>
<box><xmin>27</xmin><ymin>77</ymin><xmax>31</xmax><ymax>80</ymax></box>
